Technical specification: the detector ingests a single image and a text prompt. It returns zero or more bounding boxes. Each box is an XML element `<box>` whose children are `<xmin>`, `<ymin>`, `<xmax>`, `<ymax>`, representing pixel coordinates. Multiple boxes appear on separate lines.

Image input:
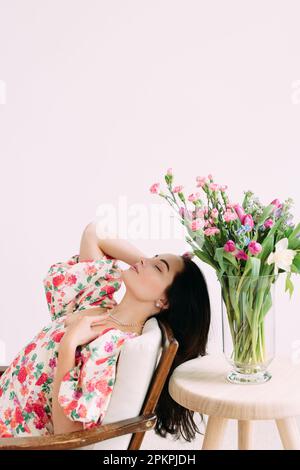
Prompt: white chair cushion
<box><xmin>80</xmin><ymin>317</ymin><xmax>162</xmax><ymax>450</ymax></box>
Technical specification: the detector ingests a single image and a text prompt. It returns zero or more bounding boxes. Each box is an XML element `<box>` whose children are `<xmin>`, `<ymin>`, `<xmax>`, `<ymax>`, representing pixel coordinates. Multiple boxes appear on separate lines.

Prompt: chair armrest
<box><xmin>0</xmin><ymin>366</ymin><xmax>8</xmax><ymax>377</ymax></box>
<box><xmin>0</xmin><ymin>413</ymin><xmax>157</xmax><ymax>450</ymax></box>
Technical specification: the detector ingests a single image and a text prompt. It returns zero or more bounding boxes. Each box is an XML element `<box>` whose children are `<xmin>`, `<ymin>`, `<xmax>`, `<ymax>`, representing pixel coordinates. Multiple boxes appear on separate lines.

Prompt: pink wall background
<box><xmin>0</xmin><ymin>1</ymin><xmax>299</xmax><ymax>368</ymax></box>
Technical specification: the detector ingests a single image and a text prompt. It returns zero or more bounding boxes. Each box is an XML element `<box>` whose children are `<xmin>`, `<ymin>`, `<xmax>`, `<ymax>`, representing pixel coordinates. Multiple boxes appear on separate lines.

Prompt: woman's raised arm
<box><xmin>79</xmin><ymin>221</ymin><xmax>147</xmax><ymax>266</ymax></box>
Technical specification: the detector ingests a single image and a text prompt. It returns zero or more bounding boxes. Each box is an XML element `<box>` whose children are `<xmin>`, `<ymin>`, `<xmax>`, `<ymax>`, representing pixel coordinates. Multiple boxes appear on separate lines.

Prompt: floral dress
<box><xmin>0</xmin><ymin>254</ymin><xmax>138</xmax><ymax>438</ymax></box>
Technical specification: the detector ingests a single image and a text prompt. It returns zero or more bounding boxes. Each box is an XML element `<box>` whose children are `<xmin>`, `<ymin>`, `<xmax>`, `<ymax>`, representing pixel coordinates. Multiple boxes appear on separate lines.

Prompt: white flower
<box><xmin>267</xmin><ymin>238</ymin><xmax>297</xmax><ymax>275</ymax></box>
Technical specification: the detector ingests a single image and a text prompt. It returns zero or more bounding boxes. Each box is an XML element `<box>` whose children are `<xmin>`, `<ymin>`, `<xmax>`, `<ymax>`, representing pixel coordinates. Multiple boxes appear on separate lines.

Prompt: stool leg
<box><xmin>276</xmin><ymin>417</ymin><xmax>300</xmax><ymax>450</ymax></box>
<box><xmin>202</xmin><ymin>416</ymin><xmax>228</xmax><ymax>450</ymax></box>
<box><xmin>238</xmin><ymin>420</ymin><xmax>252</xmax><ymax>450</ymax></box>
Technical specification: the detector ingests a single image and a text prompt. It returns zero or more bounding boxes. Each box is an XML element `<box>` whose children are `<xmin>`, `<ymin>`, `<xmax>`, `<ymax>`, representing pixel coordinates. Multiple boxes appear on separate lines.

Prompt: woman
<box><xmin>0</xmin><ymin>221</ymin><xmax>211</xmax><ymax>442</ymax></box>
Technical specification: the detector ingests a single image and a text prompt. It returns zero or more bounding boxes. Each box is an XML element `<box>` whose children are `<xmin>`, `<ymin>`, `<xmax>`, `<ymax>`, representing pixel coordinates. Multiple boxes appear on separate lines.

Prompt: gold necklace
<box><xmin>106</xmin><ymin>309</ymin><xmax>145</xmax><ymax>328</ymax></box>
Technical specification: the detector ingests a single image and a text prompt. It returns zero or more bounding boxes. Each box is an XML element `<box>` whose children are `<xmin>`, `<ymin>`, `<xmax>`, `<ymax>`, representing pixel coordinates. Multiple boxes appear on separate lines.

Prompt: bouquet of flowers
<box><xmin>150</xmin><ymin>169</ymin><xmax>300</xmax><ymax>381</ymax></box>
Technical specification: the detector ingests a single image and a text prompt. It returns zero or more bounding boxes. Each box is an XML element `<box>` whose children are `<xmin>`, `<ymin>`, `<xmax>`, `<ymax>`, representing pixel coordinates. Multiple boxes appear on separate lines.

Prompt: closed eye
<box><xmin>155</xmin><ymin>265</ymin><xmax>162</xmax><ymax>272</ymax></box>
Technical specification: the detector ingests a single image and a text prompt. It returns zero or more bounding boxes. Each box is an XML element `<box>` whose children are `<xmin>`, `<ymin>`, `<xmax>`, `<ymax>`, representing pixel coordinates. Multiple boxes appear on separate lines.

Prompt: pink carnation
<box><xmin>196</xmin><ymin>176</ymin><xmax>209</xmax><ymax>187</ymax></box>
<box><xmin>173</xmin><ymin>185</ymin><xmax>184</xmax><ymax>193</ymax></box>
<box><xmin>150</xmin><ymin>183</ymin><xmax>160</xmax><ymax>194</ymax></box>
<box><xmin>188</xmin><ymin>193</ymin><xmax>201</xmax><ymax>202</ymax></box>
<box><xmin>211</xmin><ymin>208</ymin><xmax>219</xmax><ymax>219</ymax></box>
<box><xmin>224</xmin><ymin>211</ymin><xmax>238</xmax><ymax>222</ymax></box>
<box><xmin>209</xmin><ymin>183</ymin><xmax>219</xmax><ymax>191</ymax></box>
<box><xmin>191</xmin><ymin>218</ymin><xmax>205</xmax><ymax>231</ymax></box>
<box><xmin>204</xmin><ymin>227</ymin><xmax>220</xmax><ymax>236</ymax></box>
<box><xmin>195</xmin><ymin>208</ymin><xmax>205</xmax><ymax>218</ymax></box>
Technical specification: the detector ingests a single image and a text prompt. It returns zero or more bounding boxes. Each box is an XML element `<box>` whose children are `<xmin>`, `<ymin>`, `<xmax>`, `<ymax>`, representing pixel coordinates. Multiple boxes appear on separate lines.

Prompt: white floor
<box><xmin>140</xmin><ymin>413</ymin><xmax>300</xmax><ymax>450</ymax></box>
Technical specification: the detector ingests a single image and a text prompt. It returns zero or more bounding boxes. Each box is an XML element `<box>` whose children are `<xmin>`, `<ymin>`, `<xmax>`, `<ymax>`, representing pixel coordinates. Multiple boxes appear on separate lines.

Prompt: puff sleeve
<box><xmin>43</xmin><ymin>254</ymin><xmax>123</xmax><ymax>321</ymax></box>
<box><xmin>57</xmin><ymin>328</ymin><xmax>137</xmax><ymax>429</ymax></box>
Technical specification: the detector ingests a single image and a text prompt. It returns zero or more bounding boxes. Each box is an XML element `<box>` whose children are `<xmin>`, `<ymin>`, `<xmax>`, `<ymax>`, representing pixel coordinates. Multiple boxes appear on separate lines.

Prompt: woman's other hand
<box><xmin>64</xmin><ymin>301</ymin><xmax>109</xmax><ymax>327</ymax></box>
<box><xmin>64</xmin><ymin>300</ymin><xmax>79</xmax><ymax>327</ymax></box>
<box><xmin>61</xmin><ymin>313</ymin><xmax>105</xmax><ymax>348</ymax></box>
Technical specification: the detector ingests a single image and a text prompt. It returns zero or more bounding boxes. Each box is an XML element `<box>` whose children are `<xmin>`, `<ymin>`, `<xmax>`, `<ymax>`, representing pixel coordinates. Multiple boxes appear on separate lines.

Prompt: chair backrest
<box><xmin>92</xmin><ymin>316</ymin><xmax>163</xmax><ymax>450</ymax></box>
<box><xmin>128</xmin><ymin>318</ymin><xmax>179</xmax><ymax>450</ymax></box>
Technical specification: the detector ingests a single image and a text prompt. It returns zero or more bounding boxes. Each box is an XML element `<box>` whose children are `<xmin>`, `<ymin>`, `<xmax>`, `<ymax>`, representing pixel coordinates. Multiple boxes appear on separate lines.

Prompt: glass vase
<box><xmin>220</xmin><ymin>273</ymin><xmax>278</xmax><ymax>384</ymax></box>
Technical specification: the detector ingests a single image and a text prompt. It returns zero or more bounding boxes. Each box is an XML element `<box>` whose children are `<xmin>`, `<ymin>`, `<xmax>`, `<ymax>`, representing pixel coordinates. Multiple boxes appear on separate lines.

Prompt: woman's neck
<box><xmin>108</xmin><ymin>294</ymin><xmax>155</xmax><ymax>327</ymax></box>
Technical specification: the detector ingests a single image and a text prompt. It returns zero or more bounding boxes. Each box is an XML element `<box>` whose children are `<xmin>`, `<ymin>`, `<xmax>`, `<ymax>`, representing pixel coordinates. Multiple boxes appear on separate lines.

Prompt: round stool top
<box><xmin>168</xmin><ymin>354</ymin><xmax>300</xmax><ymax>420</ymax></box>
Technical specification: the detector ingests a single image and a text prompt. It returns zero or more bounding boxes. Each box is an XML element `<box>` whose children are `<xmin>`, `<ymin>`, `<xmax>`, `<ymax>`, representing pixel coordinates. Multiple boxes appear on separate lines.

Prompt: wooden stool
<box><xmin>168</xmin><ymin>354</ymin><xmax>300</xmax><ymax>450</ymax></box>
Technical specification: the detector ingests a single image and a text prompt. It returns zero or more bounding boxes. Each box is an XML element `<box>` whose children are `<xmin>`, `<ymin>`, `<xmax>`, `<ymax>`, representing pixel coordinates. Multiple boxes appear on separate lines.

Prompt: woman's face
<box><xmin>121</xmin><ymin>253</ymin><xmax>184</xmax><ymax>305</ymax></box>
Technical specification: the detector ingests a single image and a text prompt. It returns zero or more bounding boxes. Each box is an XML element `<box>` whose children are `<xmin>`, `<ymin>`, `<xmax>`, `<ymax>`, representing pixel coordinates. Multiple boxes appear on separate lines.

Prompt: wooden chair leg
<box><xmin>202</xmin><ymin>416</ymin><xmax>228</xmax><ymax>450</ymax></box>
<box><xmin>276</xmin><ymin>417</ymin><xmax>300</xmax><ymax>450</ymax></box>
<box><xmin>238</xmin><ymin>420</ymin><xmax>252</xmax><ymax>450</ymax></box>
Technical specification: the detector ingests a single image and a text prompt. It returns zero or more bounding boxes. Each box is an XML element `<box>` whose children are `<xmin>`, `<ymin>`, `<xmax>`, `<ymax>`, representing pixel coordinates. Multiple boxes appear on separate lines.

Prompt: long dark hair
<box><xmin>152</xmin><ymin>255</ymin><xmax>211</xmax><ymax>442</ymax></box>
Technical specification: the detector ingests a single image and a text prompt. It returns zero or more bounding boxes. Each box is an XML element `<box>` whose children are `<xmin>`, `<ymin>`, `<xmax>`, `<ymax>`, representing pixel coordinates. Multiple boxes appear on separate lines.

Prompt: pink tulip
<box><xmin>208</xmin><ymin>174</ymin><xmax>213</xmax><ymax>180</ymax></box>
<box><xmin>235</xmin><ymin>250</ymin><xmax>249</xmax><ymax>261</ymax></box>
<box><xmin>150</xmin><ymin>183</ymin><xmax>160</xmax><ymax>194</ymax></box>
<box><xmin>167</xmin><ymin>168</ymin><xmax>173</xmax><ymax>175</ymax></box>
<box><xmin>220</xmin><ymin>185</ymin><xmax>228</xmax><ymax>191</ymax></box>
<box><xmin>204</xmin><ymin>227</ymin><xmax>220</xmax><ymax>236</ymax></box>
<box><xmin>173</xmin><ymin>185</ymin><xmax>184</xmax><ymax>193</ymax></box>
<box><xmin>242</xmin><ymin>214</ymin><xmax>254</xmax><ymax>229</ymax></box>
<box><xmin>264</xmin><ymin>218</ymin><xmax>274</xmax><ymax>229</ymax></box>
<box><xmin>271</xmin><ymin>198</ymin><xmax>282</xmax><ymax>209</ymax></box>
<box><xmin>224</xmin><ymin>240</ymin><xmax>236</xmax><ymax>252</ymax></box>
<box><xmin>182</xmin><ymin>251</ymin><xmax>194</xmax><ymax>259</ymax></box>
<box><xmin>233</xmin><ymin>204</ymin><xmax>246</xmax><ymax>222</ymax></box>
<box><xmin>248</xmin><ymin>241</ymin><xmax>262</xmax><ymax>255</ymax></box>
<box><xmin>191</xmin><ymin>218</ymin><xmax>205</xmax><ymax>231</ymax></box>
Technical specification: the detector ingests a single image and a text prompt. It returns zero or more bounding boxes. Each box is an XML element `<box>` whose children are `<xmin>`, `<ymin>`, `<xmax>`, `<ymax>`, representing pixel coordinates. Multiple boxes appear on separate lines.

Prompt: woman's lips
<box><xmin>130</xmin><ymin>265</ymin><xmax>138</xmax><ymax>273</ymax></box>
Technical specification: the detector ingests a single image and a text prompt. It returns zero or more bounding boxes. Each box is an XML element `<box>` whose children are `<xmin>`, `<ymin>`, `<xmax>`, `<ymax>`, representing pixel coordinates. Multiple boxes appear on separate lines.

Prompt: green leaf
<box><xmin>285</xmin><ymin>273</ymin><xmax>294</xmax><ymax>299</ymax></box>
<box><xmin>194</xmin><ymin>249</ymin><xmax>218</xmax><ymax>269</ymax></box>
<box><xmin>214</xmin><ymin>247</ymin><xmax>226</xmax><ymax>274</ymax></box>
<box><xmin>289</xmin><ymin>222</ymin><xmax>300</xmax><ymax>240</ymax></box>
<box><xmin>222</xmin><ymin>251</ymin><xmax>238</xmax><ymax>268</ymax></box>
<box><xmin>258</xmin><ymin>234</ymin><xmax>274</xmax><ymax>264</ymax></box>
<box><xmin>289</xmin><ymin>238</ymin><xmax>300</xmax><ymax>250</ymax></box>
<box><xmin>249</xmin><ymin>257</ymin><xmax>261</xmax><ymax>278</ymax></box>
<box><xmin>292</xmin><ymin>254</ymin><xmax>300</xmax><ymax>273</ymax></box>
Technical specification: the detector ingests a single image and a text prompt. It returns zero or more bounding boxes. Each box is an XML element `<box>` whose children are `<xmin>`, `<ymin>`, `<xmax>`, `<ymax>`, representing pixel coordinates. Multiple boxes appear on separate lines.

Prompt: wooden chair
<box><xmin>0</xmin><ymin>320</ymin><xmax>178</xmax><ymax>450</ymax></box>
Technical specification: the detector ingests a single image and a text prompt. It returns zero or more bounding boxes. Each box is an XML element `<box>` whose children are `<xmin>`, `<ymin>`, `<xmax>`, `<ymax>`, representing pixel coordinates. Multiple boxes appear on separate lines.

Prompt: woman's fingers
<box><xmin>66</xmin><ymin>300</ymin><xmax>77</xmax><ymax>313</ymax></box>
